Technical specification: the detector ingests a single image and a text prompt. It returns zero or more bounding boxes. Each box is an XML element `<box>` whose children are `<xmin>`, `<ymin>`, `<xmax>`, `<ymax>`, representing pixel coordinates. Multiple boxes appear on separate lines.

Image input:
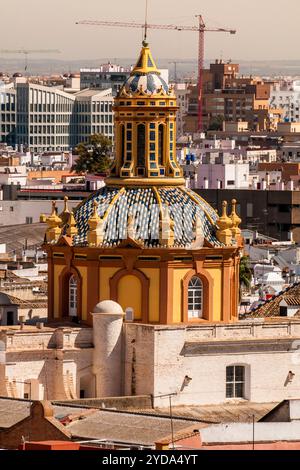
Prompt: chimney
<box><xmin>204</xmin><ymin>177</ymin><xmax>209</xmax><ymax>189</ymax></box>
<box><xmin>261</xmin><ymin>179</ymin><xmax>267</xmax><ymax>190</ymax></box>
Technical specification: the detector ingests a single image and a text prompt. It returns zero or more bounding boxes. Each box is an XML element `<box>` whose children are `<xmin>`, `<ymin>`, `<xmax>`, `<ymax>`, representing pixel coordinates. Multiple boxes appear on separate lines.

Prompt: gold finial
<box><xmin>231</xmin><ymin>199</ymin><xmax>242</xmax><ymax>245</ymax></box>
<box><xmin>87</xmin><ymin>201</ymin><xmax>104</xmax><ymax>247</ymax></box>
<box><xmin>216</xmin><ymin>201</ymin><xmax>233</xmax><ymax>246</ymax></box>
<box><xmin>59</xmin><ymin>195</ymin><xmax>71</xmax><ymax>226</ymax></box>
<box><xmin>44</xmin><ymin>201</ymin><xmax>62</xmax><ymax>243</ymax></box>
<box><xmin>63</xmin><ymin>196</ymin><xmax>69</xmax><ymax>212</ymax></box>
<box><xmin>51</xmin><ymin>200</ymin><xmax>57</xmax><ymax>217</ymax></box>
<box><xmin>91</xmin><ymin>200</ymin><xmax>100</xmax><ymax>220</ymax></box>
<box><xmin>66</xmin><ymin>211</ymin><xmax>78</xmax><ymax>238</ymax></box>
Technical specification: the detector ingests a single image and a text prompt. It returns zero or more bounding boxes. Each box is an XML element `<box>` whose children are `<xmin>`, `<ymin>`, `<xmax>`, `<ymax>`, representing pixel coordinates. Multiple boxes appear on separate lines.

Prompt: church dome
<box><xmin>68</xmin><ymin>185</ymin><xmax>221</xmax><ymax>248</ymax></box>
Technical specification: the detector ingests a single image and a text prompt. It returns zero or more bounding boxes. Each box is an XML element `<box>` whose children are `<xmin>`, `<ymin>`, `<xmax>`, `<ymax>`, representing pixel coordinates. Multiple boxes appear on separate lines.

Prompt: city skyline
<box><xmin>1</xmin><ymin>0</ymin><xmax>300</xmax><ymax>62</ymax></box>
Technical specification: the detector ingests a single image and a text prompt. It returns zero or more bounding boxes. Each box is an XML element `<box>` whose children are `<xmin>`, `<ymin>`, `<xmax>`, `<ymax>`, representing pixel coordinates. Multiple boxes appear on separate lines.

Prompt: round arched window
<box><xmin>69</xmin><ymin>275</ymin><xmax>78</xmax><ymax>317</ymax></box>
<box><xmin>188</xmin><ymin>276</ymin><xmax>203</xmax><ymax>319</ymax></box>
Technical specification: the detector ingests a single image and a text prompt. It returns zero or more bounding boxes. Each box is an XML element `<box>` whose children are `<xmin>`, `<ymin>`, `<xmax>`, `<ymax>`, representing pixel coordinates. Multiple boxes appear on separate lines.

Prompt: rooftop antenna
<box><xmin>143</xmin><ymin>0</ymin><xmax>149</xmax><ymax>45</ymax></box>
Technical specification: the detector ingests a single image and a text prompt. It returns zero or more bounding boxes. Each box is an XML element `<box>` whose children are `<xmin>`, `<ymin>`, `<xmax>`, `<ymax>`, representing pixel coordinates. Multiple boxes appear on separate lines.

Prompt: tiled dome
<box><xmin>67</xmin><ymin>186</ymin><xmax>221</xmax><ymax>248</ymax></box>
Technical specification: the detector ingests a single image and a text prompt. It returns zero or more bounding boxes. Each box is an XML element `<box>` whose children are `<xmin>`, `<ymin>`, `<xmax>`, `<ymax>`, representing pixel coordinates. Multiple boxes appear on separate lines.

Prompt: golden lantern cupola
<box><xmin>107</xmin><ymin>41</ymin><xmax>184</xmax><ymax>187</ymax></box>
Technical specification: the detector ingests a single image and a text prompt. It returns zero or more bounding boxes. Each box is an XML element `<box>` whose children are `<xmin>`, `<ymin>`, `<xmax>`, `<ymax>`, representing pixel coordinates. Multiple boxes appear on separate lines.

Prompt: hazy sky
<box><xmin>1</xmin><ymin>0</ymin><xmax>300</xmax><ymax>62</ymax></box>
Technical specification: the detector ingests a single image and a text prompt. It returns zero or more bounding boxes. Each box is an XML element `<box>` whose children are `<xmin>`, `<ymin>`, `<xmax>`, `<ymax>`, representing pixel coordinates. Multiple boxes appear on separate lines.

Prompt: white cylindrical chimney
<box><xmin>261</xmin><ymin>179</ymin><xmax>267</xmax><ymax>190</ymax></box>
<box><xmin>217</xmin><ymin>179</ymin><xmax>221</xmax><ymax>189</ymax></box>
<box><xmin>92</xmin><ymin>301</ymin><xmax>125</xmax><ymax>397</ymax></box>
<box><xmin>204</xmin><ymin>177</ymin><xmax>209</xmax><ymax>189</ymax></box>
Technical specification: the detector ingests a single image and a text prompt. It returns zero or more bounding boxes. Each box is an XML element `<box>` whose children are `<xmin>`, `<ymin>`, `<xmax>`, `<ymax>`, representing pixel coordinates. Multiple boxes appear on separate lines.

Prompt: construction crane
<box><xmin>76</xmin><ymin>17</ymin><xmax>236</xmax><ymax>131</ymax></box>
<box><xmin>0</xmin><ymin>49</ymin><xmax>61</xmax><ymax>73</ymax></box>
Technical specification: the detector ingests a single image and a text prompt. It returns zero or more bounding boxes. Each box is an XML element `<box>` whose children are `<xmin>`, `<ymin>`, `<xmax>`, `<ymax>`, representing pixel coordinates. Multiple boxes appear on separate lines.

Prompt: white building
<box><xmin>0</xmin><ymin>199</ymin><xmax>78</xmax><ymax>226</ymax></box>
<box><xmin>0</xmin><ymin>83</ymin><xmax>16</xmax><ymax>146</ymax></box>
<box><xmin>195</xmin><ymin>163</ymin><xmax>249</xmax><ymax>190</ymax></box>
<box><xmin>270</xmin><ymin>80</ymin><xmax>300</xmax><ymax>122</ymax></box>
<box><xmin>15</xmin><ymin>81</ymin><xmax>76</xmax><ymax>153</ymax></box>
<box><xmin>73</xmin><ymin>88</ymin><xmax>114</xmax><ymax>146</ymax></box>
<box><xmin>2</xmin><ymin>301</ymin><xmax>300</xmax><ymax>407</ymax></box>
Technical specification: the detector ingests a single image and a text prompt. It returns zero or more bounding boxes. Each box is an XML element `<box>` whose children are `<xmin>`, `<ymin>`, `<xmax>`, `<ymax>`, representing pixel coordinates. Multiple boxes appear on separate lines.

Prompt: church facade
<box><xmin>43</xmin><ymin>42</ymin><xmax>242</xmax><ymax>327</ymax></box>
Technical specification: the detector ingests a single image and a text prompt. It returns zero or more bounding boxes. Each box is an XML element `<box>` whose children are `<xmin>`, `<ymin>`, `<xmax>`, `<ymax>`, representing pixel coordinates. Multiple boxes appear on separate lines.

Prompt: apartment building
<box><xmin>0</xmin><ymin>80</ymin><xmax>114</xmax><ymax>152</ymax></box>
<box><xmin>184</xmin><ymin>60</ymin><xmax>279</xmax><ymax>133</ymax></box>
<box><xmin>80</xmin><ymin>64</ymin><xmax>130</xmax><ymax>95</ymax></box>
<box><xmin>0</xmin><ymin>84</ymin><xmax>16</xmax><ymax>145</ymax></box>
<box><xmin>270</xmin><ymin>80</ymin><xmax>300</xmax><ymax>122</ymax></box>
<box><xmin>15</xmin><ymin>80</ymin><xmax>75</xmax><ymax>153</ymax></box>
<box><xmin>72</xmin><ymin>88</ymin><xmax>114</xmax><ymax>146</ymax></box>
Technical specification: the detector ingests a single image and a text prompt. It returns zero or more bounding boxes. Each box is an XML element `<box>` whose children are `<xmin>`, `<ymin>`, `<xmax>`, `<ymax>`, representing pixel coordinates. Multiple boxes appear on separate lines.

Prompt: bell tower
<box><xmin>107</xmin><ymin>42</ymin><xmax>184</xmax><ymax>187</ymax></box>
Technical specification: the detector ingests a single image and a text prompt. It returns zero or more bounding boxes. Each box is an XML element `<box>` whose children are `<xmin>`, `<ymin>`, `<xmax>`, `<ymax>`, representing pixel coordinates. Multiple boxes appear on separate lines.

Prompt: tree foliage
<box><xmin>239</xmin><ymin>255</ymin><xmax>252</xmax><ymax>302</ymax></box>
<box><xmin>208</xmin><ymin>115</ymin><xmax>224</xmax><ymax>131</ymax></box>
<box><xmin>72</xmin><ymin>134</ymin><xmax>112</xmax><ymax>175</ymax></box>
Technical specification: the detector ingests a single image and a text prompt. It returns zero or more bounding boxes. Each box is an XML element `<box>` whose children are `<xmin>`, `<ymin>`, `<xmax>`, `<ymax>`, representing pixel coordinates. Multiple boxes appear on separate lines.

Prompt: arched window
<box><xmin>137</xmin><ymin>124</ymin><xmax>146</xmax><ymax>167</ymax></box>
<box><xmin>158</xmin><ymin>124</ymin><xmax>164</xmax><ymax>166</ymax></box>
<box><xmin>69</xmin><ymin>275</ymin><xmax>78</xmax><ymax>317</ymax></box>
<box><xmin>188</xmin><ymin>276</ymin><xmax>203</xmax><ymax>318</ymax></box>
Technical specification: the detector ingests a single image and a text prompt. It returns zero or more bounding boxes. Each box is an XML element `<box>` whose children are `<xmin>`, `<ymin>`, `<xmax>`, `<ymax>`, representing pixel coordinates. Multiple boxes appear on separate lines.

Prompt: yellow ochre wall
<box><xmin>140</xmin><ymin>268</ymin><xmax>160</xmax><ymax>323</ymax></box>
<box><xmin>54</xmin><ymin>265</ymin><xmax>64</xmax><ymax>319</ymax></box>
<box><xmin>99</xmin><ymin>267</ymin><xmax>119</xmax><ymax>300</ymax></box>
<box><xmin>118</xmin><ymin>275</ymin><xmax>142</xmax><ymax>320</ymax></box>
<box><xmin>207</xmin><ymin>267</ymin><xmax>222</xmax><ymax>322</ymax></box>
<box><xmin>173</xmin><ymin>268</ymin><xmax>190</xmax><ymax>323</ymax></box>
<box><xmin>77</xmin><ymin>266</ymin><xmax>87</xmax><ymax>321</ymax></box>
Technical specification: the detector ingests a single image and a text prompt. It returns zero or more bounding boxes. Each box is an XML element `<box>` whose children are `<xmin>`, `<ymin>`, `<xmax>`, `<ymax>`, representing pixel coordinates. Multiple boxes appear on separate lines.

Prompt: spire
<box><xmin>131</xmin><ymin>42</ymin><xmax>159</xmax><ymax>76</ymax></box>
<box><xmin>216</xmin><ymin>201</ymin><xmax>233</xmax><ymax>246</ymax></box>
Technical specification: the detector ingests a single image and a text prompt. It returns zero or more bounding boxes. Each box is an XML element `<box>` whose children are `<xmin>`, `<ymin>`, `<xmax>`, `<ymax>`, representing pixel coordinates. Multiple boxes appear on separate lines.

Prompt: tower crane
<box><xmin>0</xmin><ymin>49</ymin><xmax>61</xmax><ymax>73</ymax></box>
<box><xmin>76</xmin><ymin>17</ymin><xmax>236</xmax><ymax>131</ymax></box>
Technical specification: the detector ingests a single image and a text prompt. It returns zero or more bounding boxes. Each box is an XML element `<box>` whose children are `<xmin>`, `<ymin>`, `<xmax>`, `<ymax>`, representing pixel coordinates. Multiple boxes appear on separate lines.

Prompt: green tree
<box><xmin>208</xmin><ymin>114</ymin><xmax>224</xmax><ymax>131</ymax></box>
<box><xmin>73</xmin><ymin>134</ymin><xmax>112</xmax><ymax>175</ymax></box>
<box><xmin>239</xmin><ymin>255</ymin><xmax>252</xmax><ymax>302</ymax></box>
